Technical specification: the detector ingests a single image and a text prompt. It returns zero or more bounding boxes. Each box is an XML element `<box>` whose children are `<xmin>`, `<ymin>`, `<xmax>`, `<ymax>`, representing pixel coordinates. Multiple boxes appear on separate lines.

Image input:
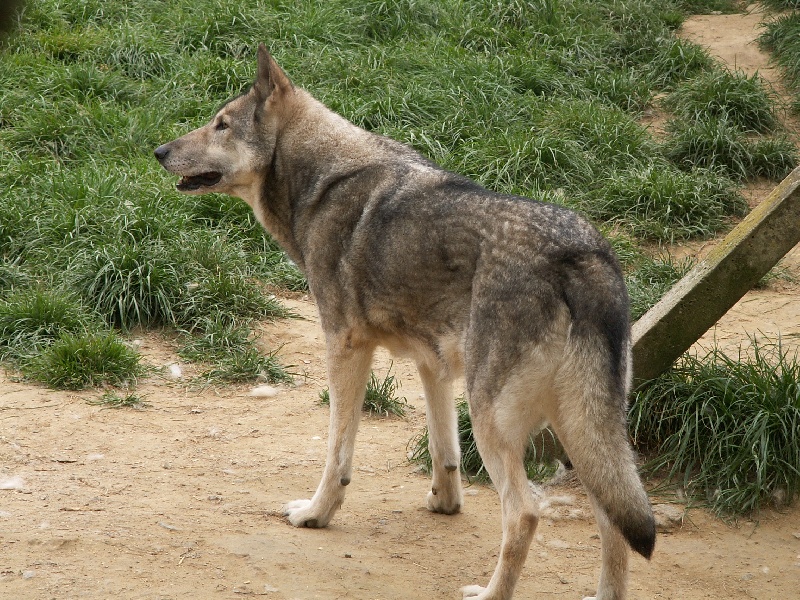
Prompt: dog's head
<box><xmin>154</xmin><ymin>44</ymin><xmax>293</xmax><ymax>201</ymax></box>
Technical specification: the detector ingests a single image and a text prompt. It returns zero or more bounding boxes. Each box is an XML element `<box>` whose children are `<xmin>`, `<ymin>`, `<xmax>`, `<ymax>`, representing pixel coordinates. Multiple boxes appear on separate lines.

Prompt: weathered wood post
<box><xmin>631</xmin><ymin>165</ymin><xmax>800</xmax><ymax>386</ymax></box>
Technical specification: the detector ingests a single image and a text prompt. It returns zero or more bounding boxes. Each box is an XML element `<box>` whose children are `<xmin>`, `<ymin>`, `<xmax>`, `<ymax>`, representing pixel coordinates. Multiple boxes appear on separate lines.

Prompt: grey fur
<box><xmin>155</xmin><ymin>44</ymin><xmax>655</xmax><ymax>600</ymax></box>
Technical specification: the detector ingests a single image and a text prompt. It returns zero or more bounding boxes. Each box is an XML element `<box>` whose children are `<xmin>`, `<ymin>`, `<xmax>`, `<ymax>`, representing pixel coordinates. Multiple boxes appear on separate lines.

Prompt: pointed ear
<box><xmin>254</xmin><ymin>43</ymin><xmax>292</xmax><ymax>103</ymax></box>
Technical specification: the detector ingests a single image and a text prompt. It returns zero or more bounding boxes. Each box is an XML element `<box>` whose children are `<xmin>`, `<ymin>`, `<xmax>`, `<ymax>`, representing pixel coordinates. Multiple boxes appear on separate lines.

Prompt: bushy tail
<box><xmin>554</xmin><ymin>339</ymin><xmax>656</xmax><ymax>560</ymax></box>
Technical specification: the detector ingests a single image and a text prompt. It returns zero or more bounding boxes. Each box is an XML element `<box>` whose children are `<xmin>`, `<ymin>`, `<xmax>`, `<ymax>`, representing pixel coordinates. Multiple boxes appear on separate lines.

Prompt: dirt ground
<box><xmin>2</xmin><ymin>5</ymin><xmax>800</xmax><ymax>600</ymax></box>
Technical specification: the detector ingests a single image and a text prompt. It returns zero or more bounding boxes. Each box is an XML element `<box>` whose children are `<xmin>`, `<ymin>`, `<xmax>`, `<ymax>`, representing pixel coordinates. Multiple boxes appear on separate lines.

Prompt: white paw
<box><xmin>283</xmin><ymin>499</ymin><xmax>328</xmax><ymax>528</ymax></box>
<box><xmin>426</xmin><ymin>489</ymin><xmax>462</xmax><ymax>515</ymax></box>
<box><xmin>461</xmin><ymin>584</ymin><xmax>488</xmax><ymax>599</ymax></box>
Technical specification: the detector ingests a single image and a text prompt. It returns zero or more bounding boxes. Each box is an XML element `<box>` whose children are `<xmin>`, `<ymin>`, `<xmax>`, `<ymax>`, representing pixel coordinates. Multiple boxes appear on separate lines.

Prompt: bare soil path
<box><xmin>2</xmin><ymin>6</ymin><xmax>800</xmax><ymax>599</ymax></box>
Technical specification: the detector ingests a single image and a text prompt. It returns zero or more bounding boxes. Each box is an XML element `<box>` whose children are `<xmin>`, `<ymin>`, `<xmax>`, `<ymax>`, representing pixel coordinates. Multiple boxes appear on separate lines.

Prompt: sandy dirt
<box><xmin>2</xmin><ymin>6</ymin><xmax>800</xmax><ymax>600</ymax></box>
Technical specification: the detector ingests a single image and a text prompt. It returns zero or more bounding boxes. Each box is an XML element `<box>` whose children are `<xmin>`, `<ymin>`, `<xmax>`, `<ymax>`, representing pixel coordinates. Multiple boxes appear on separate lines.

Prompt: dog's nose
<box><xmin>153</xmin><ymin>145</ymin><xmax>170</xmax><ymax>161</ymax></box>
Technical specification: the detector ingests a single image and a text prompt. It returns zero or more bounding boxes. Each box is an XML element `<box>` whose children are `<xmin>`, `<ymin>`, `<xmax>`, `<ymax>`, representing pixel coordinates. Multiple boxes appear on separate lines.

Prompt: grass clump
<box><xmin>631</xmin><ymin>339</ymin><xmax>800</xmax><ymax>515</ymax></box>
<box><xmin>24</xmin><ymin>331</ymin><xmax>143</xmax><ymax>390</ymax></box>
<box><xmin>0</xmin><ymin>288</ymin><xmax>97</xmax><ymax>360</ymax></box>
<box><xmin>196</xmin><ymin>346</ymin><xmax>292</xmax><ymax>385</ymax></box>
<box><xmin>408</xmin><ymin>397</ymin><xmax>559</xmax><ymax>482</ymax></box>
<box><xmin>584</xmin><ymin>163</ymin><xmax>744</xmax><ymax>241</ymax></box>
<box><xmin>178</xmin><ymin>313</ymin><xmax>293</xmax><ymax>385</ymax></box>
<box><xmin>759</xmin><ymin>12</ymin><xmax>800</xmax><ymax>90</ymax></box>
<box><xmin>320</xmin><ymin>365</ymin><xmax>408</xmax><ymax>417</ymax></box>
<box><xmin>662</xmin><ymin>69</ymin><xmax>780</xmax><ymax>133</ymax></box>
<box><xmin>759</xmin><ymin>0</ymin><xmax>800</xmax><ymax>8</ymax></box>
<box><xmin>664</xmin><ymin>116</ymin><xmax>798</xmax><ymax>181</ymax></box>
<box><xmin>676</xmin><ymin>0</ymin><xmax>740</xmax><ymax>12</ymax></box>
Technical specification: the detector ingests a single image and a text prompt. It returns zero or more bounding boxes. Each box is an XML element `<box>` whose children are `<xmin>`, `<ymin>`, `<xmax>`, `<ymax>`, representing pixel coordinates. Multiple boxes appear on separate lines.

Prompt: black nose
<box><xmin>154</xmin><ymin>145</ymin><xmax>170</xmax><ymax>161</ymax></box>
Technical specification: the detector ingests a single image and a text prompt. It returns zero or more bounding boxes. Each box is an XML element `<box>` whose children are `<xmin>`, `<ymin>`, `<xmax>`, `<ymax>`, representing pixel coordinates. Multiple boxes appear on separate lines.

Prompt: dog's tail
<box><xmin>551</xmin><ymin>258</ymin><xmax>656</xmax><ymax>558</ymax></box>
<box><xmin>553</xmin><ymin>328</ymin><xmax>655</xmax><ymax>560</ymax></box>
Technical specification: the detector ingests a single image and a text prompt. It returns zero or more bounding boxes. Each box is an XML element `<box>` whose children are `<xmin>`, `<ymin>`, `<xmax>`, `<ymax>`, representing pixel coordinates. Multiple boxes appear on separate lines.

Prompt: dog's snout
<box><xmin>154</xmin><ymin>144</ymin><xmax>170</xmax><ymax>161</ymax></box>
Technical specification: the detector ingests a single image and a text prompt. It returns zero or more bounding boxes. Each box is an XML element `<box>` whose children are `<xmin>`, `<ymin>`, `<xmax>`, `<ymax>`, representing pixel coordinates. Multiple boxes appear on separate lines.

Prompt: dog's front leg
<box><xmin>418</xmin><ymin>363</ymin><xmax>462</xmax><ymax>515</ymax></box>
<box><xmin>284</xmin><ymin>333</ymin><xmax>374</xmax><ymax>528</ymax></box>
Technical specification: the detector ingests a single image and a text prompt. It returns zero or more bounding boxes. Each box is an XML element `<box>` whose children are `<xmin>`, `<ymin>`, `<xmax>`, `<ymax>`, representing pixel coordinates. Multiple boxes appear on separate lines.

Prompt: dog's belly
<box><xmin>378</xmin><ymin>331</ymin><xmax>465</xmax><ymax>379</ymax></box>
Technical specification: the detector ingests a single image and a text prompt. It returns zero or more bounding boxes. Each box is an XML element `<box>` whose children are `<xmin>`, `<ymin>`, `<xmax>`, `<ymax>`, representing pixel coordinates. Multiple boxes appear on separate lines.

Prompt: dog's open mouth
<box><xmin>177</xmin><ymin>172</ymin><xmax>223</xmax><ymax>191</ymax></box>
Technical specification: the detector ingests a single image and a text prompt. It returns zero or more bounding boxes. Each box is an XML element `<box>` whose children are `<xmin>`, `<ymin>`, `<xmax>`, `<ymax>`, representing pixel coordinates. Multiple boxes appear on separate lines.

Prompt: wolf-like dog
<box><xmin>155</xmin><ymin>44</ymin><xmax>655</xmax><ymax>600</ymax></box>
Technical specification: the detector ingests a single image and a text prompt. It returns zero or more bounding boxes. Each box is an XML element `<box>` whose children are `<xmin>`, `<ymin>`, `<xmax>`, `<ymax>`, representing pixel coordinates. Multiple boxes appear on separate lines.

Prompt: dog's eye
<box><xmin>216</xmin><ymin>121</ymin><xmax>229</xmax><ymax>131</ymax></box>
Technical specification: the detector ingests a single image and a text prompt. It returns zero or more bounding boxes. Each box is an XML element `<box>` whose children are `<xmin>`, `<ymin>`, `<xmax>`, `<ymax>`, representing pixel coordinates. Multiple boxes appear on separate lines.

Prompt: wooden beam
<box><xmin>632</xmin><ymin>166</ymin><xmax>800</xmax><ymax>384</ymax></box>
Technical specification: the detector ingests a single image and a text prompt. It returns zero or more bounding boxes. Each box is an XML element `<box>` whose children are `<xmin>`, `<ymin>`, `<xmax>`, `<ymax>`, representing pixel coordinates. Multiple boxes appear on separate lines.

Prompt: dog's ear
<box><xmin>254</xmin><ymin>43</ymin><xmax>292</xmax><ymax>104</ymax></box>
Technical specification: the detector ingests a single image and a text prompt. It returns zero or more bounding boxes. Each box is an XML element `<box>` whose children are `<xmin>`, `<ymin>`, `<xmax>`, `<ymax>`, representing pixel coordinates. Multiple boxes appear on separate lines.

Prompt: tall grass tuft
<box><xmin>759</xmin><ymin>11</ymin><xmax>800</xmax><ymax>89</ymax></box>
<box><xmin>663</xmin><ymin>116</ymin><xmax>797</xmax><ymax>181</ymax></box>
<box><xmin>24</xmin><ymin>330</ymin><xmax>143</xmax><ymax>389</ymax></box>
<box><xmin>630</xmin><ymin>339</ymin><xmax>800</xmax><ymax>515</ymax></box>
<box><xmin>196</xmin><ymin>346</ymin><xmax>293</xmax><ymax>385</ymax></box>
<box><xmin>0</xmin><ymin>288</ymin><xmax>97</xmax><ymax>360</ymax></box>
<box><xmin>583</xmin><ymin>163</ymin><xmax>744</xmax><ymax>241</ymax></box>
<box><xmin>179</xmin><ymin>314</ymin><xmax>293</xmax><ymax>385</ymax></box>
<box><xmin>662</xmin><ymin>69</ymin><xmax>780</xmax><ymax>133</ymax></box>
<box><xmin>758</xmin><ymin>0</ymin><xmax>800</xmax><ymax>9</ymax></box>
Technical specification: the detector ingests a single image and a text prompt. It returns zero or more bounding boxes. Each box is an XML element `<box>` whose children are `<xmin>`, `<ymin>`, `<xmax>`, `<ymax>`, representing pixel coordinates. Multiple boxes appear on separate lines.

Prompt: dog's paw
<box><xmin>426</xmin><ymin>489</ymin><xmax>462</xmax><ymax>515</ymax></box>
<box><xmin>461</xmin><ymin>584</ymin><xmax>489</xmax><ymax>599</ymax></box>
<box><xmin>283</xmin><ymin>499</ymin><xmax>329</xmax><ymax>528</ymax></box>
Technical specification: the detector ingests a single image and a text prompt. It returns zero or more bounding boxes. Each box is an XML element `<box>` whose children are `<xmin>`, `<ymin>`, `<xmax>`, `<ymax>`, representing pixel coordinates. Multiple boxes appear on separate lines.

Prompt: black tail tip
<box><xmin>623</xmin><ymin>516</ymin><xmax>656</xmax><ymax>560</ymax></box>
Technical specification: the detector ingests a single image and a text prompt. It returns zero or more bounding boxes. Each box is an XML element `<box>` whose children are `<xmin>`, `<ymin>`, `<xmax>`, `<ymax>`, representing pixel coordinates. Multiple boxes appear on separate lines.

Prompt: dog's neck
<box><xmin>249</xmin><ymin>92</ymin><xmax>400</xmax><ymax>275</ymax></box>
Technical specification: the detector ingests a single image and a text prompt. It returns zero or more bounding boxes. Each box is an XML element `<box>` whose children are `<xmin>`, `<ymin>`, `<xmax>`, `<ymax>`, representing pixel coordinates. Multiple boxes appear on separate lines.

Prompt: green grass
<box><xmin>178</xmin><ymin>314</ymin><xmax>294</xmax><ymax>385</ymax></box>
<box><xmin>583</xmin><ymin>163</ymin><xmax>744</xmax><ymax>241</ymax></box>
<box><xmin>676</xmin><ymin>0</ymin><xmax>741</xmax><ymax>12</ymax></box>
<box><xmin>24</xmin><ymin>331</ymin><xmax>144</xmax><ymax>390</ymax></box>
<box><xmin>631</xmin><ymin>339</ymin><xmax>800</xmax><ymax>515</ymax></box>
<box><xmin>664</xmin><ymin>116</ymin><xmax>798</xmax><ymax>181</ymax></box>
<box><xmin>0</xmin><ymin>288</ymin><xmax>99</xmax><ymax>360</ymax></box>
<box><xmin>320</xmin><ymin>366</ymin><xmax>409</xmax><ymax>417</ymax></box>
<box><xmin>662</xmin><ymin>69</ymin><xmax>780</xmax><ymax>134</ymax></box>
<box><xmin>196</xmin><ymin>347</ymin><xmax>293</xmax><ymax>385</ymax></box>
<box><xmin>3</xmin><ymin>0</ymin><xmax>769</xmax><ymax>389</ymax></box>
<box><xmin>759</xmin><ymin>12</ymin><xmax>800</xmax><ymax>90</ymax></box>
<box><xmin>759</xmin><ymin>1</ymin><xmax>800</xmax><ymax>13</ymax></box>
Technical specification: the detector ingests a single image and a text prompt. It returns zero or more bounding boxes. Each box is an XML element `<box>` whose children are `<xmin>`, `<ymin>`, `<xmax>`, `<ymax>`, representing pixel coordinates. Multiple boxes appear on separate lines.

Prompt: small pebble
<box><xmin>0</xmin><ymin>476</ymin><xmax>24</xmax><ymax>490</ymax></box>
<box><xmin>249</xmin><ymin>385</ymin><xmax>279</xmax><ymax>397</ymax></box>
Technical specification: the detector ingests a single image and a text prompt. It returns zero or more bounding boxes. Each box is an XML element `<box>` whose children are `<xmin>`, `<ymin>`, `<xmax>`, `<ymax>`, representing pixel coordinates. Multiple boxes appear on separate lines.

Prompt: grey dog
<box><xmin>155</xmin><ymin>44</ymin><xmax>655</xmax><ymax>600</ymax></box>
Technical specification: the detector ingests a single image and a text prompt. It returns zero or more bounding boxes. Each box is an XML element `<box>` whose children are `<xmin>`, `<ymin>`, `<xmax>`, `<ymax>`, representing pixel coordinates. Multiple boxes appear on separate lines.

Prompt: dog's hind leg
<box><xmin>461</xmin><ymin>388</ymin><xmax>541</xmax><ymax>600</ymax></box>
<box><xmin>284</xmin><ymin>332</ymin><xmax>375</xmax><ymax>528</ymax></box>
<box><xmin>581</xmin><ymin>495</ymin><xmax>629</xmax><ymax>600</ymax></box>
<box><xmin>418</xmin><ymin>363</ymin><xmax>462</xmax><ymax>515</ymax></box>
